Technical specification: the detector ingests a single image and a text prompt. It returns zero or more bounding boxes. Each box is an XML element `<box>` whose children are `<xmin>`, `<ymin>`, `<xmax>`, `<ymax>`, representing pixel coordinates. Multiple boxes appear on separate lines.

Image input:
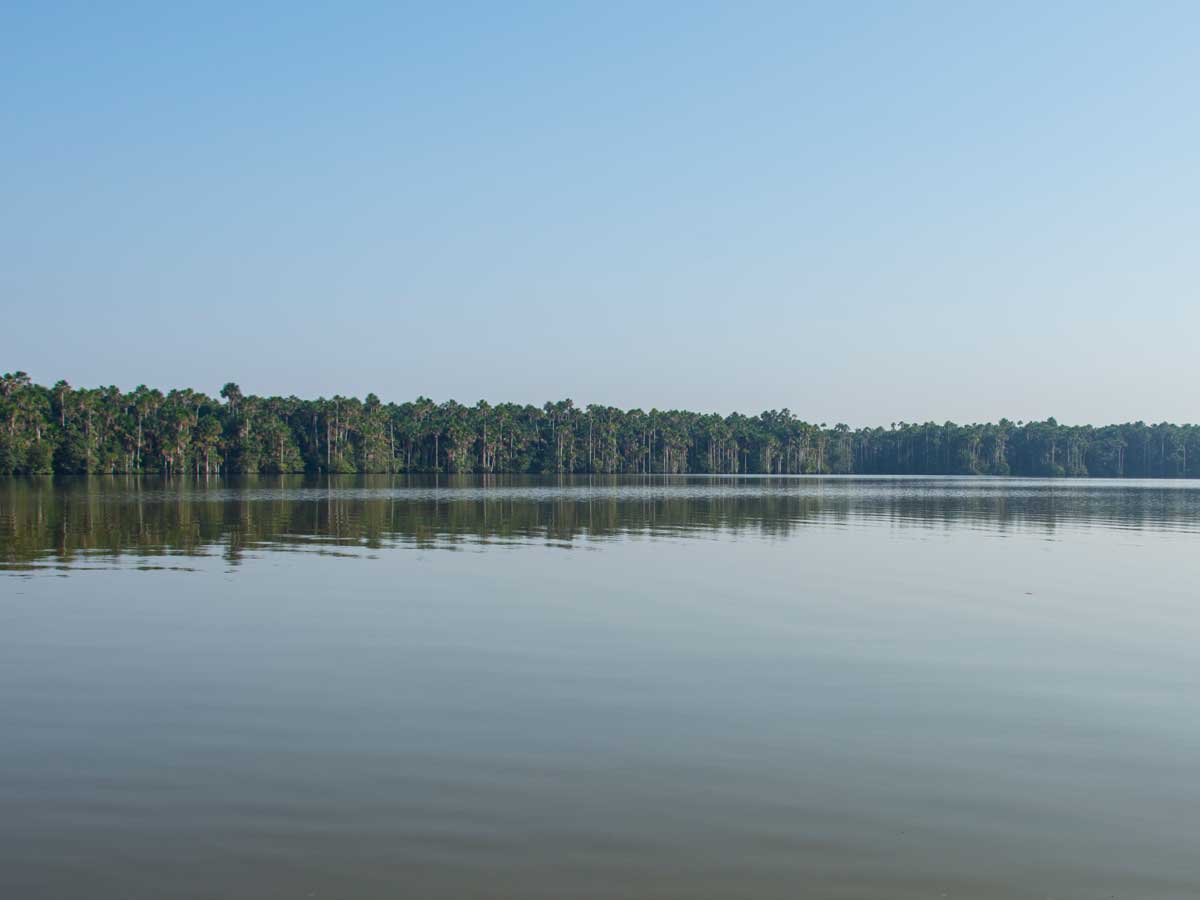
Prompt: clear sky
<box><xmin>3</xmin><ymin>2</ymin><xmax>1197</xmax><ymax>425</ymax></box>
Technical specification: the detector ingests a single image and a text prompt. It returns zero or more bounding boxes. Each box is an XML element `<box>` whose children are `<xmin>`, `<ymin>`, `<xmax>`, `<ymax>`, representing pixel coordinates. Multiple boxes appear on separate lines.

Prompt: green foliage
<box><xmin>1</xmin><ymin>372</ymin><xmax>1198</xmax><ymax>477</ymax></box>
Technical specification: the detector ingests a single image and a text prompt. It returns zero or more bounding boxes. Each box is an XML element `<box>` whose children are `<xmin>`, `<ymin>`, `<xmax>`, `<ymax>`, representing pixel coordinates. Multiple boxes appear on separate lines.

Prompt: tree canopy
<box><xmin>1</xmin><ymin>372</ymin><xmax>1195</xmax><ymax>478</ymax></box>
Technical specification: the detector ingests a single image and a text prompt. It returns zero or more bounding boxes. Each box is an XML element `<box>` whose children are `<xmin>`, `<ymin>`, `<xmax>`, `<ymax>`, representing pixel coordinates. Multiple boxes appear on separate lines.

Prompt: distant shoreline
<box><xmin>2</xmin><ymin>373</ymin><xmax>1194</xmax><ymax>479</ymax></box>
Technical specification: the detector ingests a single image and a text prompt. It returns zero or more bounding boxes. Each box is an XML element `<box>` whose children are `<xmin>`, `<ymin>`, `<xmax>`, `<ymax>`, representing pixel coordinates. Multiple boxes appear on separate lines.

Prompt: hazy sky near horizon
<box><xmin>3</xmin><ymin>2</ymin><xmax>1197</xmax><ymax>425</ymax></box>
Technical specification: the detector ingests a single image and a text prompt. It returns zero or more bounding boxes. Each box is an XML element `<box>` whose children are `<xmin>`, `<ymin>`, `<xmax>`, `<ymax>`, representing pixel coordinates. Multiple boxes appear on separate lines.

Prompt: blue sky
<box><xmin>3</xmin><ymin>2</ymin><xmax>1197</xmax><ymax>424</ymax></box>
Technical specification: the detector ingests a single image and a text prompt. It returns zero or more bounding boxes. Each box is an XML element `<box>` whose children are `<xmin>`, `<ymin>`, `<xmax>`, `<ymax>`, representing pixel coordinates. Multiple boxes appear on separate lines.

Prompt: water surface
<box><xmin>2</xmin><ymin>476</ymin><xmax>1199</xmax><ymax>899</ymax></box>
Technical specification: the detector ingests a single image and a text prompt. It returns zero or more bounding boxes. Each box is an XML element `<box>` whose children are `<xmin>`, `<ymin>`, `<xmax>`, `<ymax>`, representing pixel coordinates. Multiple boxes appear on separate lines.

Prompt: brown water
<box><xmin>2</xmin><ymin>475</ymin><xmax>1199</xmax><ymax>899</ymax></box>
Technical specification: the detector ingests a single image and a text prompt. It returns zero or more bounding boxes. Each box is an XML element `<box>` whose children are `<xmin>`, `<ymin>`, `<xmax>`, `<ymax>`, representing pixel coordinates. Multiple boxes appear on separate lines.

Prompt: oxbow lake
<box><xmin>2</xmin><ymin>475</ymin><xmax>1199</xmax><ymax>900</ymax></box>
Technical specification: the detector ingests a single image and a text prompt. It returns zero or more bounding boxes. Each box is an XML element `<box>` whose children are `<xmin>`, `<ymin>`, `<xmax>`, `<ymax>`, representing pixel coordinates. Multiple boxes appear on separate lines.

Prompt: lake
<box><xmin>2</xmin><ymin>475</ymin><xmax>1198</xmax><ymax>899</ymax></box>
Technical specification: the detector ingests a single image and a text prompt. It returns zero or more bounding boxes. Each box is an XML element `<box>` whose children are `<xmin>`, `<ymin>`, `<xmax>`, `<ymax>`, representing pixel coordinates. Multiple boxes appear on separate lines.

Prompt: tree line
<box><xmin>1</xmin><ymin>372</ymin><xmax>1196</xmax><ymax>478</ymax></box>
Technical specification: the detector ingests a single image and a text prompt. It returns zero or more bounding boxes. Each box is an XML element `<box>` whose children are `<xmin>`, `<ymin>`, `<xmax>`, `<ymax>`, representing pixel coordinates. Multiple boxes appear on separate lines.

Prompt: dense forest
<box><xmin>1</xmin><ymin>372</ymin><xmax>1196</xmax><ymax>478</ymax></box>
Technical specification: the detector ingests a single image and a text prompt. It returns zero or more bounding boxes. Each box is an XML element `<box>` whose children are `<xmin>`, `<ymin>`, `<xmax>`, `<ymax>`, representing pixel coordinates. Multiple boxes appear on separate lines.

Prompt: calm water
<box><xmin>2</xmin><ymin>476</ymin><xmax>1199</xmax><ymax>899</ymax></box>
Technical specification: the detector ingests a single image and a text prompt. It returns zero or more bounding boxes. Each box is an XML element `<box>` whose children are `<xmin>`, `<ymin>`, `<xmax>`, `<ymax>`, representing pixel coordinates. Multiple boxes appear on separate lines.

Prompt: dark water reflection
<box><xmin>4</xmin><ymin>475</ymin><xmax>1200</xmax><ymax>570</ymax></box>
<box><xmin>3</xmin><ymin>476</ymin><xmax>1200</xmax><ymax>900</ymax></box>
